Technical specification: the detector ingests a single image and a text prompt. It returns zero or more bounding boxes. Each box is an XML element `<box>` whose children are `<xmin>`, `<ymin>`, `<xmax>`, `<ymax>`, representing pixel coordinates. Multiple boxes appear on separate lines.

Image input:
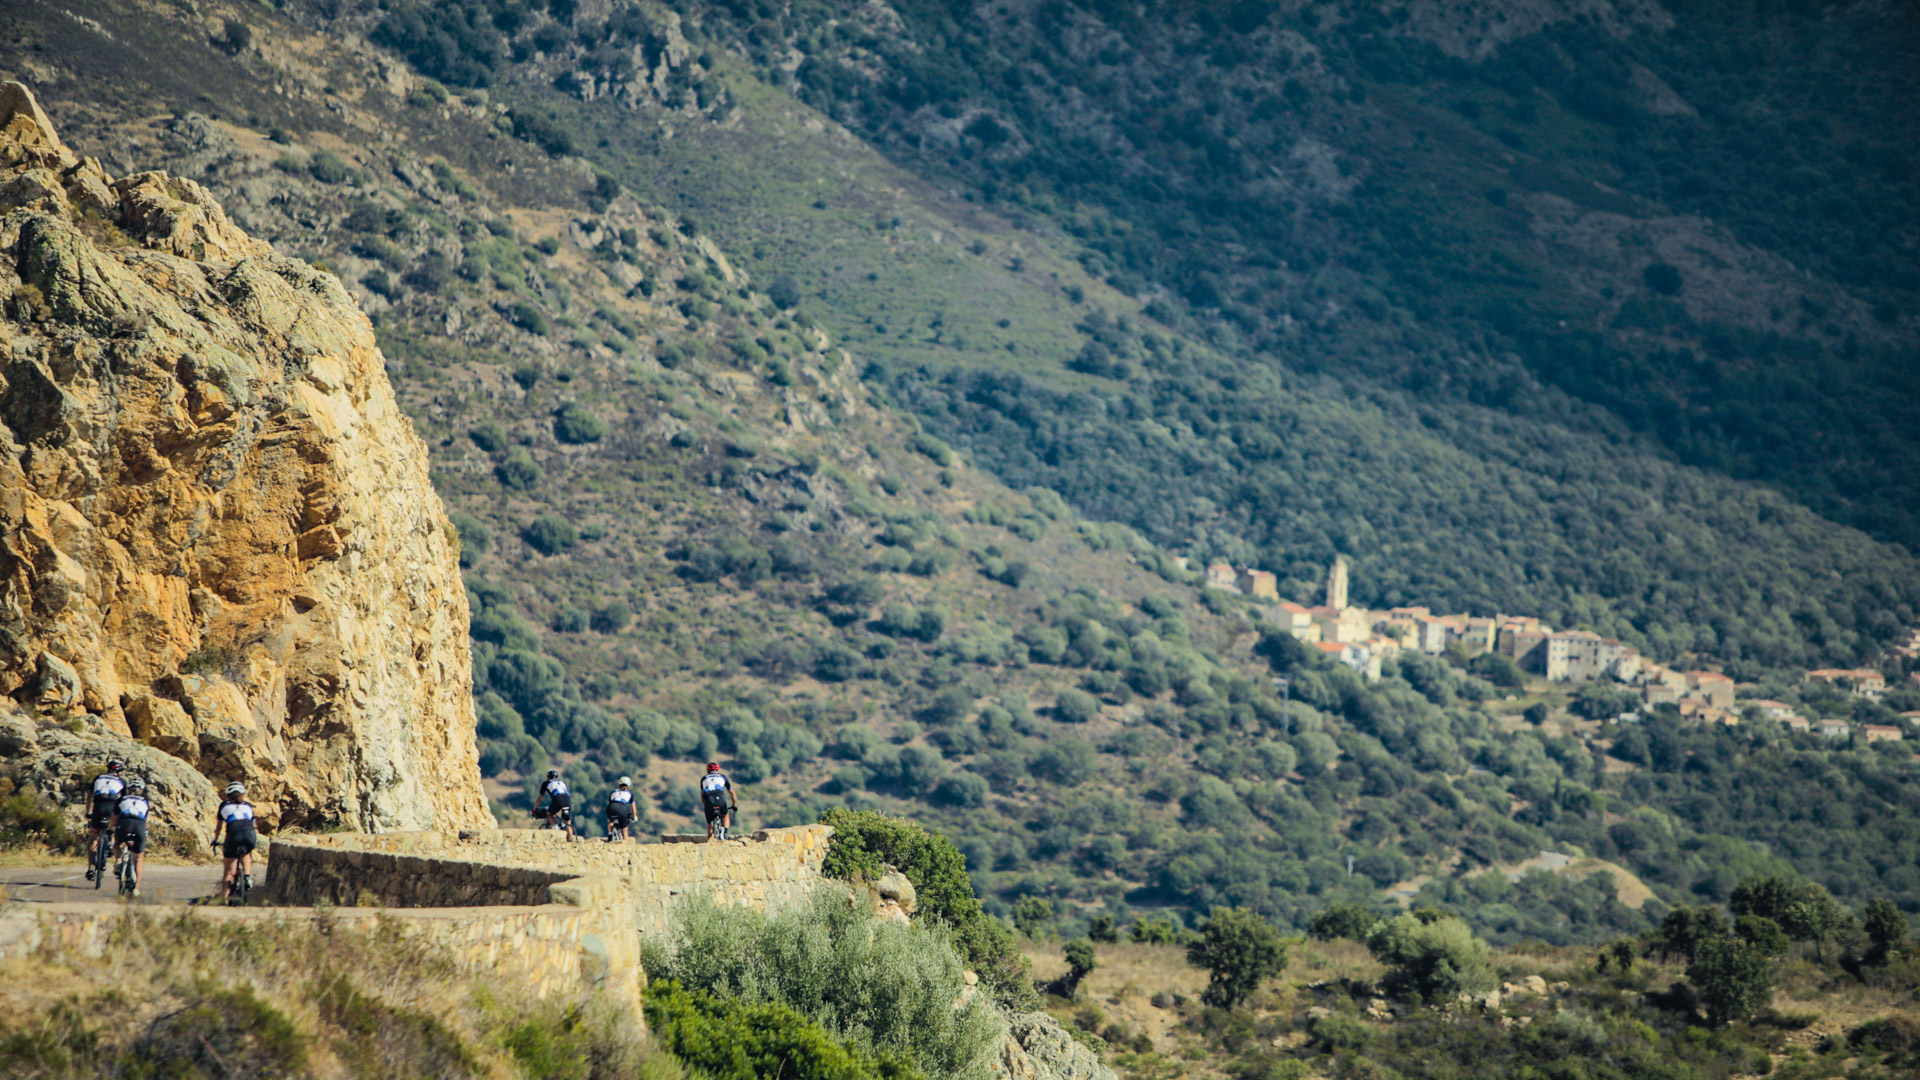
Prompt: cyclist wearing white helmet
<box><xmin>109</xmin><ymin>777</ymin><xmax>152</xmax><ymax>897</ymax></box>
<box><xmin>212</xmin><ymin>781</ymin><xmax>257</xmax><ymax>904</ymax></box>
<box><xmin>605</xmin><ymin>776</ymin><xmax>636</xmax><ymax>842</ymax></box>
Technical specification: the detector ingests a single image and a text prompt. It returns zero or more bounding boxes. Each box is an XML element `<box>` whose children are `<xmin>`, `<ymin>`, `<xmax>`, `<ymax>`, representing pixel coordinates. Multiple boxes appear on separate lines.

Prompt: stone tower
<box><xmin>1325</xmin><ymin>556</ymin><xmax>1350</xmax><ymax>611</ymax></box>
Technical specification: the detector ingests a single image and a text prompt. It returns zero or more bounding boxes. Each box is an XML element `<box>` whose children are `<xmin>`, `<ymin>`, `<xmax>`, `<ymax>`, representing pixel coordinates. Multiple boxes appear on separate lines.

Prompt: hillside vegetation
<box><xmin>1</xmin><ymin>0</ymin><xmax>1915</xmax><ymax>946</ymax></box>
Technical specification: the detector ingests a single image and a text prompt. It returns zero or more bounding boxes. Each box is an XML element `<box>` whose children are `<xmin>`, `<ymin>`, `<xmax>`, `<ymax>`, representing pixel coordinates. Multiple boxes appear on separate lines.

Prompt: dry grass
<box><xmin>0</xmin><ymin>909</ymin><xmax>678</xmax><ymax>1080</ymax></box>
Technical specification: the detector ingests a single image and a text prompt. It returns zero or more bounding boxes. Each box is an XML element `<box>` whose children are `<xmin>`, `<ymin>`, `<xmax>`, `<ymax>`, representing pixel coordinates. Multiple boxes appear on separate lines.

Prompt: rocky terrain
<box><xmin>0</xmin><ymin>82</ymin><xmax>488</xmax><ymax>833</ymax></box>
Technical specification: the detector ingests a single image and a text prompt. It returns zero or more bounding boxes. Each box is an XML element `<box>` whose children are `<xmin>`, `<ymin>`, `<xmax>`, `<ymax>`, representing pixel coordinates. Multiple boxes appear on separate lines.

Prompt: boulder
<box><xmin>992</xmin><ymin>1011</ymin><xmax>1117</xmax><ymax>1080</ymax></box>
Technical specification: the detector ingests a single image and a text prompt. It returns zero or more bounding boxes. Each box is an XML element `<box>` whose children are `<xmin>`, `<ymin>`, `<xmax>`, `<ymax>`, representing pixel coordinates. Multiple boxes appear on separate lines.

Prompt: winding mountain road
<box><xmin>0</xmin><ymin>864</ymin><xmax>232</xmax><ymax>905</ymax></box>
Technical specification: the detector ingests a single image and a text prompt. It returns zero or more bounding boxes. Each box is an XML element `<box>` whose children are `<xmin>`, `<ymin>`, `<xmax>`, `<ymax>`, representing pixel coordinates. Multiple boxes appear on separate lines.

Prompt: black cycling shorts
<box><xmin>222</xmin><ymin>827</ymin><xmax>257</xmax><ymax>859</ymax></box>
<box><xmin>115</xmin><ymin>821</ymin><xmax>148</xmax><ymax>854</ymax></box>
<box><xmin>607</xmin><ymin>812</ymin><xmax>634</xmax><ymax>830</ymax></box>
<box><xmin>546</xmin><ymin>804</ymin><xmax>572</xmax><ymax>823</ymax></box>
<box><xmin>88</xmin><ymin>805</ymin><xmax>116</xmax><ymax>830</ymax></box>
<box><xmin>703</xmin><ymin>803</ymin><xmax>731</xmax><ymax>824</ymax></box>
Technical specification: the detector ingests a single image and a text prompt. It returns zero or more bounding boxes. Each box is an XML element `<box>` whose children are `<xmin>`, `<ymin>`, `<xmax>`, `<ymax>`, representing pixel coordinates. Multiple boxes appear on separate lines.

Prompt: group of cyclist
<box><xmin>81</xmin><ymin>756</ymin><xmax>738</xmax><ymax>900</ymax></box>
<box><xmin>532</xmin><ymin>762</ymin><xmax>738</xmax><ymax>841</ymax></box>
<box><xmin>83</xmin><ymin>759</ymin><xmax>257</xmax><ymax>902</ymax></box>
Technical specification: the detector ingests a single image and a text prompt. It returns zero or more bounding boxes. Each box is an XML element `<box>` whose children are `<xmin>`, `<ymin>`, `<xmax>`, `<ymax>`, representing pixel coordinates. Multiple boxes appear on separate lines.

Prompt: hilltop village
<box><xmin>1197</xmin><ymin>557</ymin><xmax>1915</xmax><ymax>743</ymax></box>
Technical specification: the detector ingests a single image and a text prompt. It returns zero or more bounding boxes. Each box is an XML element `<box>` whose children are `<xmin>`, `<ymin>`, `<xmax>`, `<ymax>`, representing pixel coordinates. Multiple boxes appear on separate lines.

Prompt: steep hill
<box><xmin>262</xmin><ymin>0</ymin><xmax>1920</xmax><ymax>675</ymax></box>
<box><xmin>5</xmin><ymin>0</ymin><xmax>1915</xmax><ymax>942</ymax></box>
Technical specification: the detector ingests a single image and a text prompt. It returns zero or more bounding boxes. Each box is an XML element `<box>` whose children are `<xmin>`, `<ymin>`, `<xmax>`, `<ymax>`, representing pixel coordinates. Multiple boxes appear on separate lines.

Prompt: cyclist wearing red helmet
<box><xmin>699</xmin><ymin>762</ymin><xmax>735</xmax><ymax>841</ymax></box>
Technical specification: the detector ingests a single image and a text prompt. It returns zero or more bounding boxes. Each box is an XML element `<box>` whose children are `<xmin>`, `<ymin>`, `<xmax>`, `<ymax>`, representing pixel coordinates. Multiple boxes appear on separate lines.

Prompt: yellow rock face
<box><xmin>0</xmin><ymin>83</ymin><xmax>491</xmax><ymax>833</ymax></box>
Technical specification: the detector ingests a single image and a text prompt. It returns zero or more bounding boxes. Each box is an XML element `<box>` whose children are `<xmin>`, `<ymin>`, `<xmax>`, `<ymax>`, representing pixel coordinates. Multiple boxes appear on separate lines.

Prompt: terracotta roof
<box><xmin>1315</xmin><ymin>641</ymin><xmax>1347</xmax><ymax>654</ymax></box>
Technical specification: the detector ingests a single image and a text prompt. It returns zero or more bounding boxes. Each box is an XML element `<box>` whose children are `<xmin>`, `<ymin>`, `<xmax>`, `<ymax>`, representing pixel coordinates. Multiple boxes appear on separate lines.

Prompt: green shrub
<box><xmin>521</xmin><ymin>515</ymin><xmax>578</xmax><ymax>555</ymax></box>
<box><xmin>508</xmin><ymin>301</ymin><xmax>550</xmax><ymax>336</ymax></box>
<box><xmin>469</xmin><ymin>420</ymin><xmax>508</xmax><ymax>452</ymax></box>
<box><xmin>1054</xmin><ymin>688</ymin><xmax>1100</xmax><ymax>723</ymax></box>
<box><xmin>496</xmin><ymin>447</ymin><xmax>541</xmax><ymax>489</ymax></box>
<box><xmin>309</xmin><ymin>149</ymin><xmax>351</xmax><ymax>184</ymax></box>
<box><xmin>1012</xmin><ymin>896</ymin><xmax>1054</xmax><ymax>938</ymax></box>
<box><xmin>1307</xmin><ymin>901</ymin><xmax>1382</xmax><ymax>942</ymax></box>
<box><xmin>0</xmin><ymin>770</ymin><xmax>77</xmax><ymax>852</ymax></box>
<box><xmin>819</xmin><ymin>809</ymin><xmax>1033</xmax><ymax>1007</ymax></box>
<box><xmin>643</xmin><ymin>890</ymin><xmax>1002</xmax><ymax>1079</ymax></box>
<box><xmin>645</xmin><ymin>980</ymin><xmax>919</xmax><ymax>1080</ymax></box>
<box><xmin>1365</xmin><ymin>913</ymin><xmax>1493</xmax><ymax>1002</ymax></box>
<box><xmin>554</xmin><ymin>402</ymin><xmax>609</xmax><ymax>444</ymax></box>
<box><xmin>1688</xmin><ymin>934</ymin><xmax>1775</xmax><ymax>1026</ymax></box>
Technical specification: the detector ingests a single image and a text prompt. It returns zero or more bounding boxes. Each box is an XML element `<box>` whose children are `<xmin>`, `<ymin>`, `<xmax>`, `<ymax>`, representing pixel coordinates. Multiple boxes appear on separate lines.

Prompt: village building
<box><xmin>1235</xmin><ymin>566</ymin><xmax>1279</xmax><ymax>601</ymax></box>
<box><xmin>1684</xmin><ymin>671</ymin><xmax>1736</xmax><ymax>709</ymax></box>
<box><xmin>1316</xmin><ymin>639</ymin><xmax>1381</xmax><ymax>680</ymax></box>
<box><xmin>1781</xmin><ymin>715</ymin><xmax>1811</xmax><ymax>733</ymax></box>
<box><xmin>1817</xmin><ymin>719</ymin><xmax>1851</xmax><ymax>740</ymax></box>
<box><xmin>1265</xmin><ymin>601</ymin><xmax>1321</xmax><ymax>643</ymax></box>
<box><xmin>1204</xmin><ymin>562</ymin><xmax>1240</xmax><ymax>593</ymax></box>
<box><xmin>1861</xmin><ymin>724</ymin><xmax>1903</xmax><ymax>743</ymax></box>
<box><xmin>1325</xmin><ymin>556</ymin><xmax>1350</xmax><ymax>611</ymax></box>
<box><xmin>1805</xmin><ymin>668</ymin><xmax>1887</xmax><ymax>697</ymax></box>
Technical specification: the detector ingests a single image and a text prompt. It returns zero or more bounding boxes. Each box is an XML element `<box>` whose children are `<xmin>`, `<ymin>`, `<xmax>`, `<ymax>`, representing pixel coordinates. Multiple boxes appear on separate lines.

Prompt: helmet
<box><xmin>107</xmin><ymin>759</ymin><xmax>124</xmax><ymax>772</ymax></box>
<box><xmin>705</xmin><ymin>762</ymin><xmax>720</xmax><ymax>772</ymax></box>
<box><xmin>547</xmin><ymin>769</ymin><xmax>559</xmax><ymax>779</ymax></box>
<box><xmin>617</xmin><ymin>776</ymin><xmax>632</xmax><ymax>787</ymax></box>
<box><xmin>128</xmin><ymin>777</ymin><xmax>146</xmax><ymax>792</ymax></box>
<box><xmin>225</xmin><ymin>782</ymin><xmax>246</xmax><ymax>796</ymax></box>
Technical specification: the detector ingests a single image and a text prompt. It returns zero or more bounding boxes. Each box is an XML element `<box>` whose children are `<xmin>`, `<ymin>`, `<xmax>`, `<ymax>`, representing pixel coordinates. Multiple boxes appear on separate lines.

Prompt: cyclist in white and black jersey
<box><xmin>83</xmin><ymin>759</ymin><xmax>127</xmax><ymax>881</ymax></box>
<box><xmin>110</xmin><ymin>778</ymin><xmax>153</xmax><ymax>897</ymax></box>
<box><xmin>700</xmin><ymin>762</ymin><xmax>736</xmax><ymax>841</ymax></box>
<box><xmin>212</xmin><ymin>782</ymin><xmax>258</xmax><ymax>903</ymax></box>
<box><xmin>605</xmin><ymin>776</ymin><xmax>636</xmax><ymax>842</ymax></box>
<box><xmin>534</xmin><ymin>769</ymin><xmax>575</xmax><ymax>840</ymax></box>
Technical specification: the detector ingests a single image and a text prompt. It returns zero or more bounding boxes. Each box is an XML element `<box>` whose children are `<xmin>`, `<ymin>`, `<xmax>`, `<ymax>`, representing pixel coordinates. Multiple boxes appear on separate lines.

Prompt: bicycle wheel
<box><xmin>93</xmin><ymin>835</ymin><xmax>107</xmax><ymax>890</ymax></box>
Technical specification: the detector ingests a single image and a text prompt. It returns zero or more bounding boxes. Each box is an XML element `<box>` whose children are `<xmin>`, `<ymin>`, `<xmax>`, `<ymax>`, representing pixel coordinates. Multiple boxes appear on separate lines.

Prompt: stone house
<box><xmin>1817</xmin><ymin>719</ymin><xmax>1851</xmax><ymax>740</ymax></box>
<box><xmin>1684</xmin><ymin>671</ymin><xmax>1736</xmax><ymax>709</ymax></box>
<box><xmin>1235</xmin><ymin>567</ymin><xmax>1279</xmax><ymax>601</ymax></box>
<box><xmin>1805</xmin><ymin>668</ymin><xmax>1887</xmax><ymax>697</ymax></box>
<box><xmin>1861</xmin><ymin>724</ymin><xmax>1903</xmax><ymax>743</ymax></box>
<box><xmin>1268</xmin><ymin>601</ymin><xmax>1321</xmax><ymax>643</ymax></box>
<box><xmin>1204</xmin><ymin>562</ymin><xmax>1239</xmax><ymax>592</ymax></box>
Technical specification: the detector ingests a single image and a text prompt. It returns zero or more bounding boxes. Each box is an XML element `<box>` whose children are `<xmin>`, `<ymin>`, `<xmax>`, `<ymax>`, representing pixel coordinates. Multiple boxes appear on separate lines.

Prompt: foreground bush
<box><xmin>819</xmin><ymin>808</ymin><xmax>1033</xmax><ymax>1007</ymax></box>
<box><xmin>643</xmin><ymin>889</ymin><xmax>1004</xmax><ymax>1080</ymax></box>
<box><xmin>1366</xmin><ymin>911</ymin><xmax>1494</xmax><ymax>1003</ymax></box>
<box><xmin>644</xmin><ymin>980</ymin><xmax>920</xmax><ymax>1080</ymax></box>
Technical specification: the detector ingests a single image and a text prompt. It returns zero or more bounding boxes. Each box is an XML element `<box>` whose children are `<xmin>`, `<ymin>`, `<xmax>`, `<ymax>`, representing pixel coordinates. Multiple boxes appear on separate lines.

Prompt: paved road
<box><xmin>0</xmin><ymin>863</ymin><xmax>234</xmax><ymax>905</ymax></box>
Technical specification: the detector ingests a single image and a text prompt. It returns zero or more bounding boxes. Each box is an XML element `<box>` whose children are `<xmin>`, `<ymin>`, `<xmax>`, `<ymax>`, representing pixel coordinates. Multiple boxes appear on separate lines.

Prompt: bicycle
<box><xmin>225</xmin><ymin>870</ymin><xmax>250</xmax><ymax>907</ymax></box>
<box><xmin>91</xmin><ymin>829</ymin><xmax>111</xmax><ymax>891</ymax></box>
<box><xmin>116</xmin><ymin>842</ymin><xmax>137</xmax><ymax>898</ymax></box>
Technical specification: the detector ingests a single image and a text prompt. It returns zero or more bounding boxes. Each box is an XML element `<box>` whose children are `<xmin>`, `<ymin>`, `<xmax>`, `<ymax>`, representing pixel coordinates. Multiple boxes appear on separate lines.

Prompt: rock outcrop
<box><xmin>994</xmin><ymin>1011</ymin><xmax>1118</xmax><ymax>1080</ymax></box>
<box><xmin>0</xmin><ymin>83</ymin><xmax>489</xmax><ymax>833</ymax></box>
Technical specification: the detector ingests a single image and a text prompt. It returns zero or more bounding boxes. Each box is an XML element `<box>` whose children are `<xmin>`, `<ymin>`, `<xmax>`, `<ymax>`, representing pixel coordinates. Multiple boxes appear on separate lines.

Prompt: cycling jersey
<box><xmin>541</xmin><ymin>778</ymin><xmax>571</xmax><ymax>803</ymax></box>
<box><xmin>219</xmin><ymin>799</ymin><xmax>258</xmax><ymax>856</ymax></box>
<box><xmin>114</xmin><ymin>794</ymin><xmax>151</xmax><ymax>853</ymax></box>
<box><xmin>88</xmin><ymin>775</ymin><xmax>126</xmax><ymax>825</ymax></box>
<box><xmin>699</xmin><ymin>773</ymin><xmax>731</xmax><ymax>808</ymax></box>
<box><xmin>607</xmin><ymin>789</ymin><xmax>635</xmax><ymax>809</ymax></box>
<box><xmin>91</xmin><ymin>774</ymin><xmax>127</xmax><ymax>805</ymax></box>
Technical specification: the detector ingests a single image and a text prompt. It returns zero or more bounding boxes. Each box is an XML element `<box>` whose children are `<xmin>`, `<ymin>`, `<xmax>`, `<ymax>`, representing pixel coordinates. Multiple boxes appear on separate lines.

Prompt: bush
<box><xmin>642</xmin><ymin>890</ymin><xmax>1002</xmax><ymax>1079</ymax></box>
<box><xmin>1054</xmin><ymin>688</ymin><xmax>1100</xmax><ymax>724</ymax></box>
<box><xmin>818</xmin><ymin>809</ymin><xmax>1032</xmax><ymax>1007</ymax></box>
<box><xmin>554</xmin><ymin>402</ymin><xmax>609</xmax><ymax>444</ymax></box>
<box><xmin>522</xmin><ymin>515</ymin><xmax>578</xmax><ymax>555</ymax></box>
<box><xmin>469</xmin><ymin>419</ymin><xmax>509</xmax><ymax>452</ymax></box>
<box><xmin>1031</xmin><ymin>738</ymin><xmax>1096</xmax><ymax>786</ymax></box>
<box><xmin>1688</xmin><ymin>935</ymin><xmax>1774</xmax><ymax>1026</ymax></box>
<box><xmin>1089</xmin><ymin>915</ymin><xmax>1118</xmax><ymax>943</ymax></box>
<box><xmin>508</xmin><ymin>300</ymin><xmax>551</xmax><ymax>336</ymax></box>
<box><xmin>769</xmin><ymin>274</ymin><xmax>802</xmax><ymax>310</ymax></box>
<box><xmin>1012</xmin><ymin>896</ymin><xmax>1055</xmax><ymax>938</ymax></box>
<box><xmin>1041</xmin><ymin>940</ymin><xmax>1096</xmax><ymax>999</ymax></box>
<box><xmin>1365</xmin><ymin>913</ymin><xmax>1493</xmax><ymax>1002</ymax></box>
<box><xmin>496</xmin><ymin>446</ymin><xmax>541</xmax><ymax>489</ymax></box>
<box><xmin>1187</xmin><ymin>906</ymin><xmax>1286</xmax><ymax>1008</ymax></box>
<box><xmin>0</xmin><ymin>770</ymin><xmax>77</xmax><ymax>852</ymax></box>
<box><xmin>309</xmin><ymin>149</ymin><xmax>351</xmax><ymax>184</ymax></box>
<box><xmin>1307</xmin><ymin>902</ymin><xmax>1382</xmax><ymax>942</ymax></box>
<box><xmin>644</xmin><ymin>980</ymin><xmax>920</xmax><ymax>1080</ymax></box>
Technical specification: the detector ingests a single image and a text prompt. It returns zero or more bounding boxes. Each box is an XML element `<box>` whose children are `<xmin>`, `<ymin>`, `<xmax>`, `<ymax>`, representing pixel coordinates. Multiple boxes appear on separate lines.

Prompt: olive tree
<box><xmin>1186</xmin><ymin>906</ymin><xmax>1287</xmax><ymax>1008</ymax></box>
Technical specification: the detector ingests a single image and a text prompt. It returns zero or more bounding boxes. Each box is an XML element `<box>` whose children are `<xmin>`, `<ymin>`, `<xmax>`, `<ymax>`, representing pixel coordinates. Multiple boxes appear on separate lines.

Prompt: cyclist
<box><xmin>109</xmin><ymin>777</ymin><xmax>152</xmax><ymax>897</ymax></box>
<box><xmin>605</xmin><ymin>776</ymin><xmax>636</xmax><ymax>842</ymax></box>
<box><xmin>83</xmin><ymin>758</ymin><xmax>127</xmax><ymax>881</ymax></box>
<box><xmin>212</xmin><ymin>781</ymin><xmax>257</xmax><ymax>904</ymax></box>
<box><xmin>534</xmin><ymin>768</ymin><xmax>575</xmax><ymax>840</ymax></box>
<box><xmin>699</xmin><ymin>762</ymin><xmax>735</xmax><ymax>841</ymax></box>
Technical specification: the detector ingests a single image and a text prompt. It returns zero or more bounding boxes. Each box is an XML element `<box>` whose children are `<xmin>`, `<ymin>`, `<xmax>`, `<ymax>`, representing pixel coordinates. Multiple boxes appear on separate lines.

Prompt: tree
<box><xmin>768</xmin><ymin>273</ymin><xmax>802</xmax><ymax>310</ymax></box>
<box><xmin>1088</xmin><ymin>914</ymin><xmax>1118</xmax><ymax>943</ymax></box>
<box><xmin>1864</xmin><ymin>897</ymin><xmax>1907</xmax><ymax>964</ymax></box>
<box><xmin>1523</xmin><ymin>703</ymin><xmax>1550</xmax><ymax>726</ymax></box>
<box><xmin>1012</xmin><ymin>896</ymin><xmax>1055</xmax><ymax>938</ymax></box>
<box><xmin>1469</xmin><ymin>652</ymin><xmax>1525</xmax><ymax>689</ymax></box>
<box><xmin>1687</xmin><ymin>935</ymin><xmax>1774</xmax><ymax>1026</ymax></box>
<box><xmin>1040</xmin><ymin>940</ymin><xmax>1097</xmax><ymax>1000</ymax></box>
<box><xmin>1730</xmin><ymin>875</ymin><xmax>1851</xmax><ymax>958</ymax></box>
<box><xmin>1365</xmin><ymin>913</ymin><xmax>1493</xmax><ymax>1003</ymax></box>
<box><xmin>521</xmin><ymin>515</ymin><xmax>577</xmax><ymax>555</ymax></box>
<box><xmin>1734</xmin><ymin>915</ymin><xmax>1791</xmax><ymax>958</ymax></box>
<box><xmin>1187</xmin><ymin>906</ymin><xmax>1287</xmax><ymax>1008</ymax></box>
<box><xmin>1307</xmin><ymin>901</ymin><xmax>1381</xmax><ymax>942</ymax></box>
<box><xmin>1651</xmin><ymin>905</ymin><xmax>1728</xmax><ymax>962</ymax></box>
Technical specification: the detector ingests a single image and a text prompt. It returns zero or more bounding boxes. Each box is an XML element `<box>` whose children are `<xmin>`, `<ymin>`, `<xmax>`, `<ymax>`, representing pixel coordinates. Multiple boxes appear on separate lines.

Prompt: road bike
<box><xmin>224</xmin><ymin>870</ymin><xmax>250</xmax><ymax>907</ymax></box>
<box><xmin>115</xmin><ymin>841</ymin><xmax>137</xmax><ymax>898</ymax></box>
<box><xmin>90</xmin><ymin>829</ymin><xmax>111</xmax><ymax>890</ymax></box>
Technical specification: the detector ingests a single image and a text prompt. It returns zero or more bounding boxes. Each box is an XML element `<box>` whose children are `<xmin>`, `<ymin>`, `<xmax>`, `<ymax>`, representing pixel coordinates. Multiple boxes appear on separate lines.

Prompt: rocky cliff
<box><xmin>0</xmin><ymin>83</ymin><xmax>488</xmax><ymax>833</ymax></box>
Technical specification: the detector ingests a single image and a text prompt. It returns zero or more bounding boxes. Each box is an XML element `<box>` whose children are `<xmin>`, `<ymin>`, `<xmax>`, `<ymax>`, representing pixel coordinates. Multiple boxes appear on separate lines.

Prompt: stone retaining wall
<box><xmin>263</xmin><ymin>824</ymin><xmax>833</xmax><ymax>937</ymax></box>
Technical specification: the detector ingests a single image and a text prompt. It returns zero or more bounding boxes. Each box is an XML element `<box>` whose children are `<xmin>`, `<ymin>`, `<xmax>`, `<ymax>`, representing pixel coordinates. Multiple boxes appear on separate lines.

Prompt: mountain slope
<box><xmin>6</xmin><ymin>0</ymin><xmax>1916</xmax><ymax>941</ymax></box>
